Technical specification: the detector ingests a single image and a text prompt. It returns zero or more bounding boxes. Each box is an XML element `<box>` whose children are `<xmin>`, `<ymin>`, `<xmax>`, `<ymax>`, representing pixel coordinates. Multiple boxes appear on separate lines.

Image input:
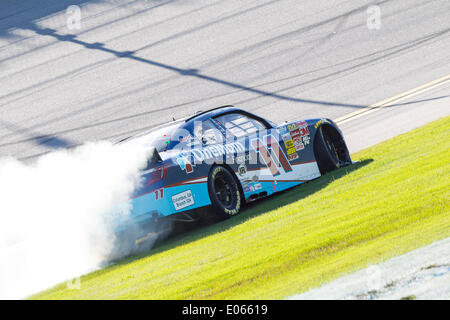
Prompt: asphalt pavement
<box><xmin>0</xmin><ymin>0</ymin><xmax>449</xmax><ymax>160</ymax></box>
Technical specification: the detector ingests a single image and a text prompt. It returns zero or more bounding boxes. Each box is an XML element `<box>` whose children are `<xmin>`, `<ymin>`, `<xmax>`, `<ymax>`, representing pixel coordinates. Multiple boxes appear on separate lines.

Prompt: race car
<box><xmin>116</xmin><ymin>105</ymin><xmax>351</xmax><ymax>243</ymax></box>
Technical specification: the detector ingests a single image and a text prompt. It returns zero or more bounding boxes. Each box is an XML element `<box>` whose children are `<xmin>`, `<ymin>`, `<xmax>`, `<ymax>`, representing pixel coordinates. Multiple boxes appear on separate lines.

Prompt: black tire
<box><xmin>207</xmin><ymin>165</ymin><xmax>242</xmax><ymax>219</ymax></box>
<box><xmin>314</xmin><ymin>125</ymin><xmax>342</xmax><ymax>174</ymax></box>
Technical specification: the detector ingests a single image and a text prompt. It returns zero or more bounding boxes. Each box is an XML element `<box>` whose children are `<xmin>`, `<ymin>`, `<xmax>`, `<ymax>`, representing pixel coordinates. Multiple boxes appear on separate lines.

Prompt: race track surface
<box><xmin>0</xmin><ymin>0</ymin><xmax>449</xmax><ymax>159</ymax></box>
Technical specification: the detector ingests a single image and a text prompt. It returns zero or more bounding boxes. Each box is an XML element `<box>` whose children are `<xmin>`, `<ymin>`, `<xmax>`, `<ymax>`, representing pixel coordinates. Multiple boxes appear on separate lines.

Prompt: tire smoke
<box><xmin>0</xmin><ymin>140</ymin><xmax>151</xmax><ymax>299</ymax></box>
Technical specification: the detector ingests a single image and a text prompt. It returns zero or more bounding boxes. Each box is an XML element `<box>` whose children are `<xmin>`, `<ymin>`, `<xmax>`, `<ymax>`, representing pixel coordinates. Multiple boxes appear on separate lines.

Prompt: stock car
<box><xmin>116</xmin><ymin>105</ymin><xmax>352</xmax><ymax>245</ymax></box>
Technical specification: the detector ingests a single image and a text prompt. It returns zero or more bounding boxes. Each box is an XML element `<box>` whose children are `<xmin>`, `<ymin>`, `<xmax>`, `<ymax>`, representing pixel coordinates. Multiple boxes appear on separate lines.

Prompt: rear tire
<box><xmin>207</xmin><ymin>165</ymin><xmax>242</xmax><ymax>220</ymax></box>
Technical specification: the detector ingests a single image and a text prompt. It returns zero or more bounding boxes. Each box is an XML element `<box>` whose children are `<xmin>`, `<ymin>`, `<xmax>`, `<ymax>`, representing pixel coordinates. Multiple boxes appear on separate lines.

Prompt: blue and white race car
<box><xmin>117</xmin><ymin>106</ymin><xmax>351</xmax><ymax>244</ymax></box>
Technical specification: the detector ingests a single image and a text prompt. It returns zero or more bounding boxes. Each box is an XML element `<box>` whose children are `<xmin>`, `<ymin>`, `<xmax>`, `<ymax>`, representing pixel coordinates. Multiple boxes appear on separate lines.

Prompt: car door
<box><xmin>212</xmin><ymin>112</ymin><xmax>285</xmax><ymax>198</ymax></box>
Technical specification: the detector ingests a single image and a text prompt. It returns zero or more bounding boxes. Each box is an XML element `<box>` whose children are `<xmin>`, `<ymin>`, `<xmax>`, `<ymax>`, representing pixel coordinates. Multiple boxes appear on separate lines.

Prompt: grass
<box><xmin>33</xmin><ymin>117</ymin><xmax>450</xmax><ymax>299</ymax></box>
<box><xmin>401</xmin><ymin>295</ymin><xmax>416</xmax><ymax>300</ymax></box>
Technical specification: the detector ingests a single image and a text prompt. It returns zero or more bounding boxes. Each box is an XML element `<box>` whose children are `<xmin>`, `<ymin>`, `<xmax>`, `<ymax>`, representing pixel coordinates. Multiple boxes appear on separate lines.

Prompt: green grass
<box><xmin>33</xmin><ymin>117</ymin><xmax>450</xmax><ymax>299</ymax></box>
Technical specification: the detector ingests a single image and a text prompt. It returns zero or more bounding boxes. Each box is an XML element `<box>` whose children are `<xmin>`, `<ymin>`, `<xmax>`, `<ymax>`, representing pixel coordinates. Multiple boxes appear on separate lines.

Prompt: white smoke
<box><xmin>0</xmin><ymin>140</ymin><xmax>151</xmax><ymax>299</ymax></box>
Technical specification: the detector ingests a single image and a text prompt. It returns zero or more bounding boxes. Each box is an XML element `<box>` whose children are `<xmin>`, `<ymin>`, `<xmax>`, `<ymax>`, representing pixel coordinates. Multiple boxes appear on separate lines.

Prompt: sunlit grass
<box><xmin>33</xmin><ymin>116</ymin><xmax>450</xmax><ymax>299</ymax></box>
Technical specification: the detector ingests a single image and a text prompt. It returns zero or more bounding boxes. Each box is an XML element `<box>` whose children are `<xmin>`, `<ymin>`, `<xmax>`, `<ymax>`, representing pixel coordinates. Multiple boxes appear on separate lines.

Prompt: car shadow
<box><xmin>111</xmin><ymin>159</ymin><xmax>373</xmax><ymax>268</ymax></box>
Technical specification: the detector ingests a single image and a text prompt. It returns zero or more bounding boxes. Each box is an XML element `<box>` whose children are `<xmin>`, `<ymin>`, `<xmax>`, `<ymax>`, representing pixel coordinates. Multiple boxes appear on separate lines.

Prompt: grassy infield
<box><xmin>34</xmin><ymin>117</ymin><xmax>449</xmax><ymax>299</ymax></box>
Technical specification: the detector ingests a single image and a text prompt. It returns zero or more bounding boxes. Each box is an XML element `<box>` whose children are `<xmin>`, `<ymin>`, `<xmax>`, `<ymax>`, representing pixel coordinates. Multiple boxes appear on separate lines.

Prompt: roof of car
<box><xmin>184</xmin><ymin>105</ymin><xmax>274</xmax><ymax>129</ymax></box>
<box><xmin>115</xmin><ymin>106</ymin><xmax>239</xmax><ymax>144</ymax></box>
<box><xmin>116</xmin><ymin>105</ymin><xmax>273</xmax><ymax>145</ymax></box>
<box><xmin>183</xmin><ymin>105</ymin><xmax>239</xmax><ymax>123</ymax></box>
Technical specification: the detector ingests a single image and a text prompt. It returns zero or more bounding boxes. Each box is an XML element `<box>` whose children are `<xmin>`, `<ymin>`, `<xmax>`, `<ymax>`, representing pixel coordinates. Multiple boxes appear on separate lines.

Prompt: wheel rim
<box><xmin>323</xmin><ymin>129</ymin><xmax>340</xmax><ymax>165</ymax></box>
<box><xmin>214</xmin><ymin>172</ymin><xmax>233</xmax><ymax>207</ymax></box>
<box><xmin>326</xmin><ymin>140</ymin><xmax>339</xmax><ymax>162</ymax></box>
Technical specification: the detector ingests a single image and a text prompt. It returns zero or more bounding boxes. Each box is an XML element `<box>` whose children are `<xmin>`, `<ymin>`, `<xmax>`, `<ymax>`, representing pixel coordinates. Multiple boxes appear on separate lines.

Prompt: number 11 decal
<box><xmin>251</xmin><ymin>135</ymin><xmax>292</xmax><ymax>176</ymax></box>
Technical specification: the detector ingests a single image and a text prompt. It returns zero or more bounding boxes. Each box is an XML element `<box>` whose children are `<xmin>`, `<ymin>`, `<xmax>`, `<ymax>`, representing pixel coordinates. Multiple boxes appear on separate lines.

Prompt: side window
<box><xmin>215</xmin><ymin>113</ymin><xmax>266</xmax><ymax>138</ymax></box>
<box><xmin>194</xmin><ymin>119</ymin><xmax>224</xmax><ymax>146</ymax></box>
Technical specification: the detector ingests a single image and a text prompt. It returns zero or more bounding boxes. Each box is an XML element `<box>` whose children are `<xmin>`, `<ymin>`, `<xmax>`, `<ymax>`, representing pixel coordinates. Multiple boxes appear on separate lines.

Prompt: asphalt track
<box><xmin>0</xmin><ymin>0</ymin><xmax>449</xmax><ymax>160</ymax></box>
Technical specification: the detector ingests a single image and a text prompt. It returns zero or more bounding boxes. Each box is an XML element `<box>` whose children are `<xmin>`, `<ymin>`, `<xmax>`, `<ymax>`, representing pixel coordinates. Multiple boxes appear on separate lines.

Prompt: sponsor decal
<box><xmin>292</xmin><ymin>135</ymin><xmax>302</xmax><ymax>144</ymax></box>
<box><xmin>281</xmin><ymin>133</ymin><xmax>291</xmax><ymax>141</ymax></box>
<box><xmin>287</xmin><ymin>147</ymin><xmax>296</xmax><ymax>155</ymax></box>
<box><xmin>279</xmin><ymin>126</ymin><xmax>289</xmax><ymax>135</ymax></box>
<box><xmin>290</xmin><ymin>120</ymin><xmax>310</xmax><ymax>146</ymax></box>
<box><xmin>176</xmin><ymin>142</ymin><xmax>245</xmax><ymax>172</ymax></box>
<box><xmin>288</xmin><ymin>153</ymin><xmax>299</xmax><ymax>161</ymax></box>
<box><xmin>290</xmin><ymin>129</ymin><xmax>300</xmax><ymax>137</ymax></box>
<box><xmin>284</xmin><ymin>139</ymin><xmax>294</xmax><ymax>149</ymax></box>
<box><xmin>297</xmin><ymin>121</ymin><xmax>310</xmax><ymax>136</ymax></box>
<box><xmin>238</xmin><ymin>164</ymin><xmax>247</xmax><ymax>176</ymax></box>
<box><xmin>190</xmin><ymin>142</ymin><xmax>245</xmax><ymax>163</ymax></box>
<box><xmin>172</xmin><ymin>190</ymin><xmax>195</xmax><ymax>211</ymax></box>
<box><xmin>315</xmin><ymin>119</ymin><xmax>331</xmax><ymax>129</ymax></box>
<box><xmin>176</xmin><ymin>153</ymin><xmax>194</xmax><ymax>174</ymax></box>
<box><xmin>244</xmin><ymin>182</ymin><xmax>262</xmax><ymax>192</ymax></box>
<box><xmin>292</xmin><ymin>136</ymin><xmax>304</xmax><ymax>150</ymax></box>
<box><xmin>302</xmin><ymin>134</ymin><xmax>311</xmax><ymax>146</ymax></box>
<box><xmin>287</xmin><ymin>123</ymin><xmax>298</xmax><ymax>131</ymax></box>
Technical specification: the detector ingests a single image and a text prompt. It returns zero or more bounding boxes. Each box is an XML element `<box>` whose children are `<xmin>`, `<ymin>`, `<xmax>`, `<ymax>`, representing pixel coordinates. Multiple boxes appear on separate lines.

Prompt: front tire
<box><xmin>314</xmin><ymin>125</ymin><xmax>347</xmax><ymax>174</ymax></box>
<box><xmin>207</xmin><ymin>165</ymin><xmax>242</xmax><ymax>219</ymax></box>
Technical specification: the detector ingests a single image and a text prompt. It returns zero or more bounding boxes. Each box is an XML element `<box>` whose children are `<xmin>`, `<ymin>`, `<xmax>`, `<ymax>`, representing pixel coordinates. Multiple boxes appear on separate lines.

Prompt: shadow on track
<box><xmin>8</xmin><ymin>24</ymin><xmax>364</xmax><ymax>110</ymax></box>
<box><xmin>4</xmin><ymin>23</ymin><xmax>448</xmax><ymax>146</ymax></box>
<box><xmin>0</xmin><ymin>0</ymin><xmax>175</xmax><ymax>40</ymax></box>
<box><xmin>0</xmin><ymin>119</ymin><xmax>73</xmax><ymax>149</ymax></box>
